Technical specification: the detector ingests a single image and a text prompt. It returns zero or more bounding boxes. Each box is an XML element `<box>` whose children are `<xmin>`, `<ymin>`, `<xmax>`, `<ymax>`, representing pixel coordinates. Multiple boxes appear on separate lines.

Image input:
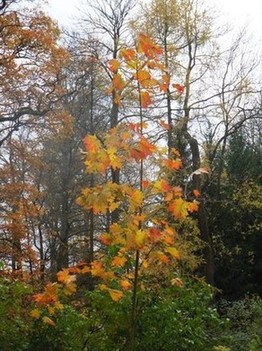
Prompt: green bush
<box><xmin>81</xmin><ymin>278</ymin><xmax>229</xmax><ymax>351</ymax></box>
<box><xmin>0</xmin><ymin>277</ymin><xmax>33</xmax><ymax>351</ymax></box>
<box><xmin>218</xmin><ymin>295</ymin><xmax>262</xmax><ymax>351</ymax></box>
<box><xmin>28</xmin><ymin>306</ymin><xmax>90</xmax><ymax>351</ymax></box>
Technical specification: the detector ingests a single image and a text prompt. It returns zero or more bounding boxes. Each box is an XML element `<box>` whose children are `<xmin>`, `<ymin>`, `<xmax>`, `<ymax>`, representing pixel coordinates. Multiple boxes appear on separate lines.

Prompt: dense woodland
<box><xmin>0</xmin><ymin>0</ymin><xmax>261</xmax><ymax>350</ymax></box>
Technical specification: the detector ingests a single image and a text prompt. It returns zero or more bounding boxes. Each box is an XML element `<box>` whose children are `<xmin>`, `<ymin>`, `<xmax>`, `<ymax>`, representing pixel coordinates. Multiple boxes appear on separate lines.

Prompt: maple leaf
<box><xmin>135</xmin><ymin>229</ymin><xmax>146</xmax><ymax>248</ymax></box>
<box><xmin>193</xmin><ymin>189</ymin><xmax>201</xmax><ymax>197</ymax></box>
<box><xmin>120</xmin><ymin>279</ymin><xmax>132</xmax><ymax>290</ymax></box>
<box><xmin>42</xmin><ymin>316</ymin><xmax>56</xmax><ymax>326</ymax></box>
<box><xmin>166</xmin><ymin>247</ymin><xmax>180</xmax><ymax>259</ymax></box>
<box><xmin>153</xmin><ymin>179</ymin><xmax>172</xmax><ymax>193</ymax></box>
<box><xmin>83</xmin><ymin>135</ymin><xmax>101</xmax><ymax>153</ymax></box>
<box><xmin>107</xmin><ymin>147</ymin><xmax>122</xmax><ymax>170</ymax></box>
<box><xmin>135</xmin><ymin>70</ymin><xmax>151</xmax><ymax>83</ymax></box>
<box><xmin>168</xmin><ymin>198</ymin><xmax>188</xmax><ymax>219</ymax></box>
<box><xmin>119</xmin><ymin>47</ymin><xmax>136</xmax><ymax>61</ymax></box>
<box><xmin>129</xmin><ymin>189</ymin><xmax>143</xmax><ymax>210</ymax></box>
<box><xmin>68</xmin><ymin>266</ymin><xmax>80</xmax><ymax>274</ymax></box>
<box><xmin>63</xmin><ymin>282</ymin><xmax>77</xmax><ymax>296</ymax></box>
<box><xmin>108</xmin><ymin>58</ymin><xmax>120</xmax><ymax>73</ymax></box>
<box><xmin>142</xmin><ymin>179</ymin><xmax>151</xmax><ymax>189</ymax></box>
<box><xmin>30</xmin><ymin>309</ymin><xmax>41</xmax><ymax>319</ymax></box>
<box><xmin>163</xmin><ymin>158</ymin><xmax>182</xmax><ymax>170</ymax></box>
<box><xmin>108</xmin><ymin>289</ymin><xmax>124</xmax><ymax>302</ymax></box>
<box><xmin>130</xmin><ymin>135</ymin><xmax>156</xmax><ymax>161</ymax></box>
<box><xmin>149</xmin><ymin>227</ymin><xmax>161</xmax><ymax>241</ymax></box>
<box><xmin>187</xmin><ymin>201</ymin><xmax>199</xmax><ymax>213</ymax></box>
<box><xmin>112</xmin><ymin>73</ymin><xmax>125</xmax><ymax>91</ymax></box>
<box><xmin>57</xmin><ymin>268</ymin><xmax>71</xmax><ymax>283</ymax></box>
<box><xmin>140</xmin><ymin>91</ymin><xmax>152</xmax><ymax>108</ymax></box>
<box><xmin>191</xmin><ymin>167</ymin><xmax>209</xmax><ymax>176</ymax></box>
<box><xmin>100</xmin><ymin>233</ymin><xmax>112</xmax><ymax>245</ymax></box>
<box><xmin>156</xmin><ymin>251</ymin><xmax>170</xmax><ymax>264</ymax></box>
<box><xmin>91</xmin><ymin>261</ymin><xmax>106</xmax><ymax>278</ymax></box>
<box><xmin>171</xmin><ymin>277</ymin><xmax>183</xmax><ymax>288</ymax></box>
<box><xmin>111</xmin><ymin>255</ymin><xmax>127</xmax><ymax>267</ymax></box>
<box><xmin>159</xmin><ymin>120</ymin><xmax>170</xmax><ymax>130</ymax></box>
<box><xmin>172</xmin><ymin>83</ymin><xmax>184</xmax><ymax>94</ymax></box>
<box><xmin>34</xmin><ymin>283</ymin><xmax>58</xmax><ymax>305</ymax></box>
<box><xmin>80</xmin><ymin>265</ymin><xmax>91</xmax><ymax>274</ymax></box>
<box><xmin>159</xmin><ymin>73</ymin><xmax>170</xmax><ymax>92</ymax></box>
<box><xmin>137</xmin><ymin>33</ymin><xmax>163</xmax><ymax>58</ymax></box>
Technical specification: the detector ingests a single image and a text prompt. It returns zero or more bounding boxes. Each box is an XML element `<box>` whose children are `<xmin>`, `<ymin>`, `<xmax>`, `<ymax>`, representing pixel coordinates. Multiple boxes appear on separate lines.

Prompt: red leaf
<box><xmin>172</xmin><ymin>83</ymin><xmax>184</xmax><ymax>94</ymax></box>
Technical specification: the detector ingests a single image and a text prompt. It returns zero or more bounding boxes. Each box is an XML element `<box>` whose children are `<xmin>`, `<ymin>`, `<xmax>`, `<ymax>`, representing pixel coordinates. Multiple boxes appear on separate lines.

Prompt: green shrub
<box><xmin>218</xmin><ymin>295</ymin><xmax>262</xmax><ymax>351</ymax></box>
<box><xmin>0</xmin><ymin>277</ymin><xmax>33</xmax><ymax>351</ymax></box>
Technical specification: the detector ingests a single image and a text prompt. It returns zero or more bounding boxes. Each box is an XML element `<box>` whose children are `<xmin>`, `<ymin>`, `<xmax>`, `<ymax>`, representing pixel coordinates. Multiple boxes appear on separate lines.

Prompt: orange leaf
<box><xmin>80</xmin><ymin>265</ymin><xmax>91</xmax><ymax>274</ymax></box>
<box><xmin>193</xmin><ymin>189</ymin><xmax>201</xmax><ymax>197</ymax></box>
<box><xmin>149</xmin><ymin>227</ymin><xmax>161</xmax><ymax>241</ymax></box>
<box><xmin>108</xmin><ymin>58</ymin><xmax>120</xmax><ymax>72</ymax></box>
<box><xmin>109</xmin><ymin>289</ymin><xmax>124</xmax><ymax>302</ymax></box>
<box><xmin>140</xmin><ymin>91</ymin><xmax>152</xmax><ymax>108</ymax></box>
<box><xmin>163</xmin><ymin>158</ymin><xmax>182</xmax><ymax>170</ymax></box>
<box><xmin>138</xmin><ymin>33</ymin><xmax>163</xmax><ymax>58</ymax></box>
<box><xmin>172</xmin><ymin>83</ymin><xmax>184</xmax><ymax>94</ymax></box>
<box><xmin>158</xmin><ymin>252</ymin><xmax>170</xmax><ymax>264</ymax></box>
<box><xmin>112</xmin><ymin>73</ymin><xmax>125</xmax><ymax>91</ymax></box>
<box><xmin>142</xmin><ymin>180</ymin><xmax>151</xmax><ymax>189</ymax></box>
<box><xmin>168</xmin><ymin>198</ymin><xmax>188</xmax><ymax>219</ymax></box>
<box><xmin>120</xmin><ymin>279</ymin><xmax>132</xmax><ymax>290</ymax></box>
<box><xmin>111</xmin><ymin>255</ymin><xmax>127</xmax><ymax>267</ymax></box>
<box><xmin>188</xmin><ymin>201</ymin><xmax>199</xmax><ymax>213</ymax></box>
<box><xmin>100</xmin><ymin>233</ymin><xmax>112</xmax><ymax>245</ymax></box>
<box><xmin>159</xmin><ymin>73</ymin><xmax>170</xmax><ymax>92</ymax></box>
<box><xmin>57</xmin><ymin>269</ymin><xmax>71</xmax><ymax>283</ymax></box>
<box><xmin>159</xmin><ymin>120</ymin><xmax>170</xmax><ymax>130</ymax></box>
<box><xmin>135</xmin><ymin>70</ymin><xmax>151</xmax><ymax>83</ymax></box>
<box><xmin>91</xmin><ymin>261</ymin><xmax>106</xmax><ymax>278</ymax></box>
<box><xmin>119</xmin><ymin>47</ymin><xmax>136</xmax><ymax>61</ymax></box>
<box><xmin>83</xmin><ymin>135</ymin><xmax>101</xmax><ymax>153</ymax></box>
<box><xmin>68</xmin><ymin>266</ymin><xmax>80</xmax><ymax>274</ymax></box>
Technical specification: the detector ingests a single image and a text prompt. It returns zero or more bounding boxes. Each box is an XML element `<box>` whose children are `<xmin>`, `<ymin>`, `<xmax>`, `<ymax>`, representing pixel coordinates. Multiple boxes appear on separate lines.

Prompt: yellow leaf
<box><xmin>135</xmin><ymin>229</ymin><xmax>146</xmax><ymax>248</ymax></box>
<box><xmin>63</xmin><ymin>282</ymin><xmax>77</xmax><ymax>296</ymax></box>
<box><xmin>107</xmin><ymin>147</ymin><xmax>122</xmax><ymax>170</ymax></box>
<box><xmin>166</xmin><ymin>247</ymin><xmax>180</xmax><ymax>259</ymax></box>
<box><xmin>129</xmin><ymin>189</ymin><xmax>143</xmax><ymax>210</ymax></box>
<box><xmin>171</xmin><ymin>277</ymin><xmax>183</xmax><ymax>288</ymax></box>
<box><xmin>30</xmin><ymin>309</ymin><xmax>41</xmax><ymax>319</ymax></box>
<box><xmin>168</xmin><ymin>198</ymin><xmax>188</xmax><ymax>219</ymax></box>
<box><xmin>42</xmin><ymin>316</ymin><xmax>56</xmax><ymax>326</ymax></box>
<box><xmin>109</xmin><ymin>289</ymin><xmax>124</xmax><ymax>302</ymax></box>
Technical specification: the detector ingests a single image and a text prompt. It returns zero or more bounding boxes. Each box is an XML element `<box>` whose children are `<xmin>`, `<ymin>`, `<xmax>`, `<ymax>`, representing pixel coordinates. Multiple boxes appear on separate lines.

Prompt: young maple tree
<box><xmin>32</xmin><ymin>33</ymin><xmax>199</xmax><ymax>349</ymax></box>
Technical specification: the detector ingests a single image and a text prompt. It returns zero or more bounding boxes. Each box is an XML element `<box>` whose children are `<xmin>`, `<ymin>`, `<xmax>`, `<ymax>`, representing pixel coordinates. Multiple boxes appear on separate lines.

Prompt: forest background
<box><xmin>0</xmin><ymin>0</ymin><xmax>261</xmax><ymax>350</ymax></box>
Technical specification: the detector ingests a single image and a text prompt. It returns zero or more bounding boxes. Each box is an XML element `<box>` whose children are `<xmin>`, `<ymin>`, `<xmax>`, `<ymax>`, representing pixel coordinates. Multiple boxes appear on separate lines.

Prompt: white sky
<box><xmin>46</xmin><ymin>0</ymin><xmax>262</xmax><ymax>42</ymax></box>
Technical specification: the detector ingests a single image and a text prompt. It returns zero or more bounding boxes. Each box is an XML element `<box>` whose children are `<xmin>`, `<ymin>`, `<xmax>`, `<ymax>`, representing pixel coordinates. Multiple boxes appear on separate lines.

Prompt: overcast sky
<box><xmin>46</xmin><ymin>0</ymin><xmax>262</xmax><ymax>42</ymax></box>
